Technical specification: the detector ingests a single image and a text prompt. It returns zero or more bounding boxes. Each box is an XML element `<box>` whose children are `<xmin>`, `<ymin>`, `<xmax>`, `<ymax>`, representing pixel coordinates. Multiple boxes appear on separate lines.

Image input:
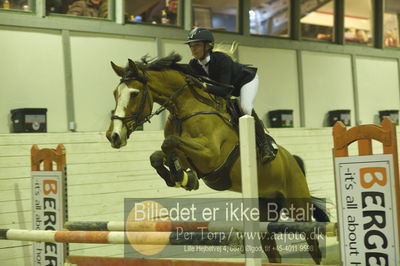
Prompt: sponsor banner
<box><xmin>335</xmin><ymin>154</ymin><xmax>400</xmax><ymax>266</ymax></box>
<box><xmin>32</xmin><ymin>171</ymin><xmax>66</xmax><ymax>266</ymax></box>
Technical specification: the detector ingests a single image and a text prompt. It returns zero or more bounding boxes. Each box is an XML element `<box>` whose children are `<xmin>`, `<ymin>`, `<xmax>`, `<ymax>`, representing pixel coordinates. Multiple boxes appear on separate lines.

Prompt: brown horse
<box><xmin>106</xmin><ymin>53</ymin><xmax>328</xmax><ymax>264</ymax></box>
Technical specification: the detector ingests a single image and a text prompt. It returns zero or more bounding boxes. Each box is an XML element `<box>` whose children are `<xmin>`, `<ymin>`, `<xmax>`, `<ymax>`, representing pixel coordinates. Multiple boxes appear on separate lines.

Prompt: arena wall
<box><xmin>1</xmin><ymin>25</ymin><xmax>399</xmax><ymax>133</ymax></box>
<box><xmin>0</xmin><ymin>127</ymin><xmax>391</xmax><ymax>265</ymax></box>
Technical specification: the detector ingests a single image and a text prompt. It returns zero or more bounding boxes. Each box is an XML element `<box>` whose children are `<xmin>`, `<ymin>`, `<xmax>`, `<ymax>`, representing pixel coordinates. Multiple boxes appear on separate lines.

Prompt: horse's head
<box><xmin>106</xmin><ymin>59</ymin><xmax>153</xmax><ymax>148</ymax></box>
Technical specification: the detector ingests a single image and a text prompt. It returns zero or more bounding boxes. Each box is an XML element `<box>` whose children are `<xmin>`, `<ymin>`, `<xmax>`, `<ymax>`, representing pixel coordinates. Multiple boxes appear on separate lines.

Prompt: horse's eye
<box><xmin>129</xmin><ymin>89</ymin><xmax>140</xmax><ymax>97</ymax></box>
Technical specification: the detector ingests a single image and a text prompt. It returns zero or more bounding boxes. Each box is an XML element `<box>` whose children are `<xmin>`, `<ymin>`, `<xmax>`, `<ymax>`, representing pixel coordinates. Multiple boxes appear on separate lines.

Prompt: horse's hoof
<box><xmin>165</xmin><ymin>179</ymin><xmax>176</xmax><ymax>187</ymax></box>
<box><xmin>150</xmin><ymin>151</ymin><xmax>164</xmax><ymax>167</ymax></box>
<box><xmin>313</xmin><ymin>258</ymin><xmax>322</xmax><ymax>265</ymax></box>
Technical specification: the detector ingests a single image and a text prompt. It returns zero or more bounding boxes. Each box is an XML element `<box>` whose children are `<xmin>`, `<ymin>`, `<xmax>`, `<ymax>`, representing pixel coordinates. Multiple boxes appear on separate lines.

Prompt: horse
<box><xmin>106</xmin><ymin>53</ymin><xmax>328</xmax><ymax>264</ymax></box>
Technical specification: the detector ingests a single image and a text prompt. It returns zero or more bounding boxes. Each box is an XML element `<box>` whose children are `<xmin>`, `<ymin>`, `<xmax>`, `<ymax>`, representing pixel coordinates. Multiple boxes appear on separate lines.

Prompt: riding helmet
<box><xmin>185</xmin><ymin>27</ymin><xmax>214</xmax><ymax>44</ymax></box>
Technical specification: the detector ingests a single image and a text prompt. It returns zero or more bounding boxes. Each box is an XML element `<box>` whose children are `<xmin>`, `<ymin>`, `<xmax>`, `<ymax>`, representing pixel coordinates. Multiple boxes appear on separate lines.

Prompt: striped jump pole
<box><xmin>67</xmin><ymin>256</ymin><xmax>340</xmax><ymax>266</ymax></box>
<box><xmin>0</xmin><ymin>229</ymin><xmax>240</xmax><ymax>246</ymax></box>
<box><xmin>64</xmin><ymin>221</ymin><xmax>337</xmax><ymax>236</ymax></box>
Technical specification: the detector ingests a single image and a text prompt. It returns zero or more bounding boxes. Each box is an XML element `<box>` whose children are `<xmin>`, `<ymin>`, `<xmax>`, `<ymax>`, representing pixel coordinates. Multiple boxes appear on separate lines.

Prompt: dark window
<box><xmin>344</xmin><ymin>0</ymin><xmax>373</xmax><ymax>46</ymax></box>
<box><xmin>192</xmin><ymin>0</ymin><xmax>239</xmax><ymax>32</ymax></box>
<box><xmin>384</xmin><ymin>0</ymin><xmax>400</xmax><ymax>48</ymax></box>
<box><xmin>301</xmin><ymin>0</ymin><xmax>334</xmax><ymax>41</ymax></box>
<box><xmin>125</xmin><ymin>0</ymin><xmax>180</xmax><ymax>26</ymax></box>
<box><xmin>47</xmin><ymin>0</ymin><xmax>109</xmax><ymax>19</ymax></box>
<box><xmin>1</xmin><ymin>0</ymin><xmax>31</xmax><ymax>11</ymax></box>
<box><xmin>250</xmin><ymin>0</ymin><xmax>290</xmax><ymax>37</ymax></box>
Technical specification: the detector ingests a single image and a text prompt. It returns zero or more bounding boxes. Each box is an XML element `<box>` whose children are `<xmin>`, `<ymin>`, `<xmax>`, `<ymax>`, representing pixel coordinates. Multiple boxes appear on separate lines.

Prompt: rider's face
<box><xmin>189</xmin><ymin>41</ymin><xmax>208</xmax><ymax>60</ymax></box>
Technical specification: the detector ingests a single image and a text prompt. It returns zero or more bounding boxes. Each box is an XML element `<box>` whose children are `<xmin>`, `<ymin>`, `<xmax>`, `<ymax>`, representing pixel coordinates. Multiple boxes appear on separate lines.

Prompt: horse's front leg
<box><xmin>149</xmin><ymin>150</ymin><xmax>175</xmax><ymax>187</ymax></box>
<box><xmin>161</xmin><ymin>135</ymin><xmax>219</xmax><ymax>190</ymax></box>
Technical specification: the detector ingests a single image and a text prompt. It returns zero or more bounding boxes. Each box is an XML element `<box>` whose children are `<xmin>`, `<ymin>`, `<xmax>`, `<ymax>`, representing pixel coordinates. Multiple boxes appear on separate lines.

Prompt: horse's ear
<box><xmin>127</xmin><ymin>59</ymin><xmax>139</xmax><ymax>76</ymax></box>
<box><xmin>111</xmin><ymin>61</ymin><xmax>125</xmax><ymax>77</ymax></box>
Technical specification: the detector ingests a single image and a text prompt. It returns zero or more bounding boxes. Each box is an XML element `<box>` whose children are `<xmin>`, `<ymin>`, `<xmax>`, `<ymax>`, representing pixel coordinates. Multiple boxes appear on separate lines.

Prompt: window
<box><xmin>300</xmin><ymin>0</ymin><xmax>334</xmax><ymax>41</ymax></box>
<box><xmin>250</xmin><ymin>0</ymin><xmax>289</xmax><ymax>37</ymax></box>
<box><xmin>48</xmin><ymin>0</ymin><xmax>110</xmax><ymax>19</ymax></box>
<box><xmin>192</xmin><ymin>0</ymin><xmax>239</xmax><ymax>32</ymax></box>
<box><xmin>344</xmin><ymin>0</ymin><xmax>373</xmax><ymax>46</ymax></box>
<box><xmin>1</xmin><ymin>0</ymin><xmax>31</xmax><ymax>11</ymax></box>
<box><xmin>125</xmin><ymin>0</ymin><xmax>180</xmax><ymax>26</ymax></box>
<box><xmin>384</xmin><ymin>0</ymin><xmax>400</xmax><ymax>48</ymax></box>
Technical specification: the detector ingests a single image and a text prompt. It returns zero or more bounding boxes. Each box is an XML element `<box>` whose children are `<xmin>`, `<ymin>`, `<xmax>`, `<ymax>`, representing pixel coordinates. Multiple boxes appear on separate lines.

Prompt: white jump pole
<box><xmin>239</xmin><ymin>115</ymin><xmax>262</xmax><ymax>266</ymax></box>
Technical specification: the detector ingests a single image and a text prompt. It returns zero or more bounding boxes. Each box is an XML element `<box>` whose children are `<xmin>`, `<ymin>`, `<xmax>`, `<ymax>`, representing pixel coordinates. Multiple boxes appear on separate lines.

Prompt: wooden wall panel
<box><xmin>1</xmin><ymin>128</ymin><xmax>397</xmax><ymax>265</ymax></box>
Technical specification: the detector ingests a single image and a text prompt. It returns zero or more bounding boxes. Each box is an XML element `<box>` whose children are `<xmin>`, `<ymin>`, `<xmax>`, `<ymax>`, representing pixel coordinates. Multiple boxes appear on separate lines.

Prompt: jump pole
<box><xmin>64</xmin><ymin>220</ymin><xmax>337</xmax><ymax>236</ymax></box>
<box><xmin>239</xmin><ymin>115</ymin><xmax>262</xmax><ymax>266</ymax></box>
<box><xmin>0</xmin><ymin>229</ymin><xmax>239</xmax><ymax>246</ymax></box>
<box><xmin>66</xmin><ymin>256</ymin><xmax>339</xmax><ymax>266</ymax></box>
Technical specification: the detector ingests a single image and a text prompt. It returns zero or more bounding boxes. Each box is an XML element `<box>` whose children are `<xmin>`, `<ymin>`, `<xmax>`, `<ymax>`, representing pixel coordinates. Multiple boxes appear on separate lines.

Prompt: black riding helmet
<box><xmin>185</xmin><ymin>27</ymin><xmax>214</xmax><ymax>44</ymax></box>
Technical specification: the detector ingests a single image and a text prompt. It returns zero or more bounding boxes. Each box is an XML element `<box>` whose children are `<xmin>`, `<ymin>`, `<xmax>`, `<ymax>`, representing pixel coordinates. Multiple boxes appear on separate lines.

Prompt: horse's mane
<box><xmin>135</xmin><ymin>52</ymin><xmax>195</xmax><ymax>76</ymax></box>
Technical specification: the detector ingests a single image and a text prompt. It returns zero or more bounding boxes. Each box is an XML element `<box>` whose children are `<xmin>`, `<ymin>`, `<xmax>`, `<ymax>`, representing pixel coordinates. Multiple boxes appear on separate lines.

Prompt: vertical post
<box><xmin>241</xmin><ymin>0</ymin><xmax>251</xmax><ymax>36</ymax></box>
<box><xmin>62</xmin><ymin>30</ymin><xmax>76</xmax><ymax>131</ymax></box>
<box><xmin>115</xmin><ymin>0</ymin><xmax>125</xmax><ymax>25</ymax></box>
<box><xmin>351</xmin><ymin>54</ymin><xmax>360</xmax><ymax>125</ymax></box>
<box><xmin>374</xmin><ymin>0</ymin><xmax>384</xmax><ymax>49</ymax></box>
<box><xmin>107</xmin><ymin>0</ymin><xmax>115</xmax><ymax>21</ymax></box>
<box><xmin>35</xmin><ymin>0</ymin><xmax>46</xmax><ymax>17</ymax></box>
<box><xmin>183</xmin><ymin>0</ymin><xmax>192</xmax><ymax>31</ymax></box>
<box><xmin>290</xmin><ymin>0</ymin><xmax>301</xmax><ymax>40</ymax></box>
<box><xmin>296</xmin><ymin>50</ymin><xmax>305</xmax><ymax>127</ymax></box>
<box><xmin>334</xmin><ymin>0</ymin><xmax>345</xmax><ymax>45</ymax></box>
<box><xmin>239</xmin><ymin>115</ymin><xmax>261</xmax><ymax>266</ymax></box>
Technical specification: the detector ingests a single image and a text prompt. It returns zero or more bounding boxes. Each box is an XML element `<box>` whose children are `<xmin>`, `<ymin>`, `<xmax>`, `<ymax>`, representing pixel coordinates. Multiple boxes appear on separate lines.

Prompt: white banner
<box><xmin>334</xmin><ymin>154</ymin><xmax>400</xmax><ymax>266</ymax></box>
<box><xmin>32</xmin><ymin>171</ymin><xmax>66</xmax><ymax>266</ymax></box>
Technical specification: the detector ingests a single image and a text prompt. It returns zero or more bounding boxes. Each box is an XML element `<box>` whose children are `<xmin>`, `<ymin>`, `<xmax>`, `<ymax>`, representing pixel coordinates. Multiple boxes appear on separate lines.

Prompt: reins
<box><xmin>111</xmin><ymin>71</ymin><xmax>235</xmax><ymax>137</ymax></box>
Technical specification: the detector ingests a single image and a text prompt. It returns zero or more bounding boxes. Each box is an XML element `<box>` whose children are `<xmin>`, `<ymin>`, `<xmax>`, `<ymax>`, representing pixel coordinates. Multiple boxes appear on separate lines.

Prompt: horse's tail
<box><xmin>311</xmin><ymin>196</ymin><xmax>330</xmax><ymax>222</ymax></box>
<box><xmin>293</xmin><ymin>154</ymin><xmax>330</xmax><ymax>222</ymax></box>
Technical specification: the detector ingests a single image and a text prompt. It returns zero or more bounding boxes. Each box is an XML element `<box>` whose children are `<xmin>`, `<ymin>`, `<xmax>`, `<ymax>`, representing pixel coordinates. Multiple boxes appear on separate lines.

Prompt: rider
<box><xmin>185</xmin><ymin>27</ymin><xmax>276</xmax><ymax>163</ymax></box>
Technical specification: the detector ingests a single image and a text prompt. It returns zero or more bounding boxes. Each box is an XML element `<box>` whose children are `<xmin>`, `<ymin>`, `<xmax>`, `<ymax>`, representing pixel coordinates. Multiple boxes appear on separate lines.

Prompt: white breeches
<box><xmin>239</xmin><ymin>74</ymin><xmax>259</xmax><ymax>115</ymax></box>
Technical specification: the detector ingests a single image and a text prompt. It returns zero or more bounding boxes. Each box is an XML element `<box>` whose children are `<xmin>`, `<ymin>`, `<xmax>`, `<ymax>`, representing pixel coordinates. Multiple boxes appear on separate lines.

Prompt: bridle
<box><xmin>111</xmin><ymin>74</ymin><xmax>188</xmax><ymax>137</ymax></box>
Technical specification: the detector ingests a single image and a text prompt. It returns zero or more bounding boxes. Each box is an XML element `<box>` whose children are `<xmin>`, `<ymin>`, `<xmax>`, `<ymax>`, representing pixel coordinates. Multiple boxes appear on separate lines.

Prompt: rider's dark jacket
<box><xmin>188</xmin><ymin>51</ymin><xmax>257</xmax><ymax>97</ymax></box>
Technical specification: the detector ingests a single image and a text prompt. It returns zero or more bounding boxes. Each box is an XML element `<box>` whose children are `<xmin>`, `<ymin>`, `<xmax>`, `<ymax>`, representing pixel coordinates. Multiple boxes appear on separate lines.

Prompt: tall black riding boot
<box><xmin>252</xmin><ymin>110</ymin><xmax>277</xmax><ymax>163</ymax></box>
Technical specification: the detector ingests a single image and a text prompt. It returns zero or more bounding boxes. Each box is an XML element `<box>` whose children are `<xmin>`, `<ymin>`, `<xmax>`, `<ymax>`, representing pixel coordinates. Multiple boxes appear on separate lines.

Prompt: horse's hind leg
<box><xmin>260</xmin><ymin>233</ymin><xmax>281</xmax><ymax>263</ymax></box>
<box><xmin>305</xmin><ymin>232</ymin><xmax>322</xmax><ymax>265</ymax></box>
<box><xmin>292</xmin><ymin>198</ymin><xmax>322</xmax><ymax>265</ymax></box>
<box><xmin>150</xmin><ymin>151</ymin><xmax>175</xmax><ymax>187</ymax></box>
<box><xmin>259</xmin><ymin>196</ymin><xmax>283</xmax><ymax>263</ymax></box>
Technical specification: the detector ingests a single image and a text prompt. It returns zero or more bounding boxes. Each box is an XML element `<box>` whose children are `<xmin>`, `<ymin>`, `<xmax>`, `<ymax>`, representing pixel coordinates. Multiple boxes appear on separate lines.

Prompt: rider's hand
<box><xmin>185</xmin><ymin>75</ymin><xmax>205</xmax><ymax>89</ymax></box>
<box><xmin>202</xmin><ymin>82</ymin><xmax>208</xmax><ymax>91</ymax></box>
